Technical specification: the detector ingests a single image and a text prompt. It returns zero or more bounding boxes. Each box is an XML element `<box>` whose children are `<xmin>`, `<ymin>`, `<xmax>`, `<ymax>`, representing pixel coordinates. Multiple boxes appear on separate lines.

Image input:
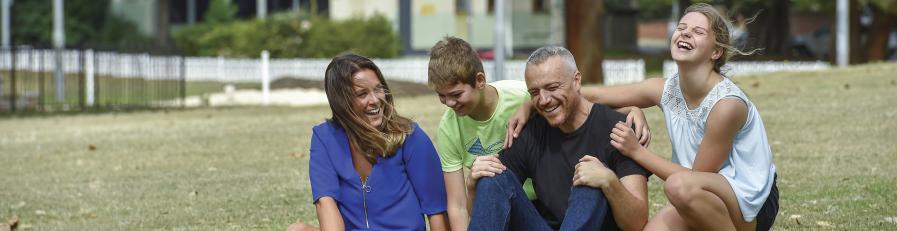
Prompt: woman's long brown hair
<box><xmin>324</xmin><ymin>54</ymin><xmax>412</xmax><ymax>163</ymax></box>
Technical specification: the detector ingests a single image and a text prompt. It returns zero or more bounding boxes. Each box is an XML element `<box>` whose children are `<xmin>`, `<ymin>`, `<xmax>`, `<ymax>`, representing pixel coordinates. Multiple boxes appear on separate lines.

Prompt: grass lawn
<box><xmin>1</xmin><ymin>63</ymin><xmax>896</xmax><ymax>230</ymax></box>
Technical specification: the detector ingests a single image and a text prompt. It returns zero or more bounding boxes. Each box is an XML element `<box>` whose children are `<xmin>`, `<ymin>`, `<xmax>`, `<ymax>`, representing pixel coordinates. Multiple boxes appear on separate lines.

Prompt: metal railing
<box><xmin>0</xmin><ymin>46</ymin><xmax>185</xmax><ymax>112</ymax></box>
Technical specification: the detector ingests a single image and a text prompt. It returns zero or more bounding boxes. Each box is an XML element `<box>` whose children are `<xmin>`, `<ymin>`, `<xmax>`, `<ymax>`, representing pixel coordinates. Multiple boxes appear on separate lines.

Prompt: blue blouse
<box><xmin>309</xmin><ymin>121</ymin><xmax>447</xmax><ymax>230</ymax></box>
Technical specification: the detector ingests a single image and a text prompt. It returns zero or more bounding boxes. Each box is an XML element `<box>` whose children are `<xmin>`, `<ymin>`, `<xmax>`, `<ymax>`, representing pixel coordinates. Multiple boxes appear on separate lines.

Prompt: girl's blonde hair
<box><xmin>684</xmin><ymin>3</ymin><xmax>758</xmax><ymax>73</ymax></box>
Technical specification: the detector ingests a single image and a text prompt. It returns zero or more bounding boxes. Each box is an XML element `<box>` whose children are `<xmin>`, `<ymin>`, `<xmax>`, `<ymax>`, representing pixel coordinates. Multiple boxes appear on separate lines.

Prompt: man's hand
<box><xmin>623</xmin><ymin>107</ymin><xmax>651</xmax><ymax>147</ymax></box>
<box><xmin>573</xmin><ymin>156</ymin><xmax>618</xmax><ymax>189</ymax></box>
<box><xmin>610</xmin><ymin>122</ymin><xmax>645</xmax><ymax>158</ymax></box>
<box><xmin>469</xmin><ymin>155</ymin><xmax>506</xmax><ymax>182</ymax></box>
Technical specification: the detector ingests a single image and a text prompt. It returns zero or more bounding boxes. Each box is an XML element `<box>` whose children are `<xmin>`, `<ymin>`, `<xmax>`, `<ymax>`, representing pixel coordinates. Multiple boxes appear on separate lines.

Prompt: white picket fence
<box><xmin>1</xmin><ymin>49</ymin><xmax>838</xmax><ymax>107</ymax></box>
<box><xmin>662</xmin><ymin>60</ymin><xmax>831</xmax><ymax>79</ymax></box>
<box><xmin>184</xmin><ymin>55</ymin><xmax>646</xmax><ymax>85</ymax></box>
<box><xmin>0</xmin><ymin>49</ymin><xmax>183</xmax><ymax>80</ymax></box>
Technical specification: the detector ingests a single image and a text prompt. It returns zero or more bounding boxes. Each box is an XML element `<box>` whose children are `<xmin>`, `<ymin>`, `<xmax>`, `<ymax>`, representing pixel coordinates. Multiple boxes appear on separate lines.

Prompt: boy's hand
<box><xmin>504</xmin><ymin>102</ymin><xmax>532</xmax><ymax>149</ymax></box>
<box><xmin>469</xmin><ymin>155</ymin><xmax>506</xmax><ymax>182</ymax></box>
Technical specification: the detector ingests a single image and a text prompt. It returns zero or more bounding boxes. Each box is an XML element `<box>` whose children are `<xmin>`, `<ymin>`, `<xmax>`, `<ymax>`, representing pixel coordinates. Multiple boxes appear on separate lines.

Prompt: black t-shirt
<box><xmin>499</xmin><ymin>103</ymin><xmax>650</xmax><ymax>230</ymax></box>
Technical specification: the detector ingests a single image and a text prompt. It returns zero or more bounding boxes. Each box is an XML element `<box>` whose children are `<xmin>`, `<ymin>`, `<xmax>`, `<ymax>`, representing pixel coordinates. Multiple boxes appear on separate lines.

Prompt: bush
<box><xmin>173</xmin><ymin>13</ymin><xmax>400</xmax><ymax>58</ymax></box>
<box><xmin>300</xmin><ymin>15</ymin><xmax>400</xmax><ymax>58</ymax></box>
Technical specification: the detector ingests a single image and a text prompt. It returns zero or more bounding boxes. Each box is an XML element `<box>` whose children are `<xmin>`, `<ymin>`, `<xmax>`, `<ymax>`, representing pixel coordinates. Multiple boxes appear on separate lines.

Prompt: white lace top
<box><xmin>659</xmin><ymin>74</ymin><xmax>776</xmax><ymax>222</ymax></box>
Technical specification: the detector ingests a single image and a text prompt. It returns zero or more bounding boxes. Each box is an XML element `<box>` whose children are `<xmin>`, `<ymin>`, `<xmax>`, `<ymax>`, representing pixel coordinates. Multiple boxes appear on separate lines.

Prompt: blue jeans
<box><xmin>468</xmin><ymin>170</ymin><xmax>609</xmax><ymax>231</ymax></box>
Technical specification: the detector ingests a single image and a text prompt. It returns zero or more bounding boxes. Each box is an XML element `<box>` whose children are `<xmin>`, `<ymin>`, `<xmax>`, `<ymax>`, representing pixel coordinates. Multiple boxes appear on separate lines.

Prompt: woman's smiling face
<box><xmin>671</xmin><ymin>12</ymin><xmax>720</xmax><ymax>64</ymax></box>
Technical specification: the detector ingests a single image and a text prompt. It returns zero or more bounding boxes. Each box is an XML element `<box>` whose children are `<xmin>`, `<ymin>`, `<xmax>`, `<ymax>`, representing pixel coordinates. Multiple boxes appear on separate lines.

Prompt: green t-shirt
<box><xmin>436</xmin><ymin>80</ymin><xmax>536</xmax><ymax>199</ymax></box>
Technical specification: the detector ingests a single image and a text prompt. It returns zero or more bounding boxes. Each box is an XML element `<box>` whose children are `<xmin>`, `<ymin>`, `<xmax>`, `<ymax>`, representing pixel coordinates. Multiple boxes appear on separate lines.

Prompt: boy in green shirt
<box><xmin>428</xmin><ymin>36</ymin><xmax>650</xmax><ymax>230</ymax></box>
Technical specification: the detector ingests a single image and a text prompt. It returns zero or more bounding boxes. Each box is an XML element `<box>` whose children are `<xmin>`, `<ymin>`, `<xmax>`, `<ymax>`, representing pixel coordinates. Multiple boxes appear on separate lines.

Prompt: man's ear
<box><xmin>573</xmin><ymin>71</ymin><xmax>582</xmax><ymax>91</ymax></box>
<box><xmin>475</xmin><ymin>72</ymin><xmax>487</xmax><ymax>89</ymax></box>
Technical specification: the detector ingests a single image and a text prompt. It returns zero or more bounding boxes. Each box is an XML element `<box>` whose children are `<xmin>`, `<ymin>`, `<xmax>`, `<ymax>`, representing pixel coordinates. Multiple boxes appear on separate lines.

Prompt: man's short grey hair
<box><xmin>526</xmin><ymin>46</ymin><xmax>578</xmax><ymax>74</ymax></box>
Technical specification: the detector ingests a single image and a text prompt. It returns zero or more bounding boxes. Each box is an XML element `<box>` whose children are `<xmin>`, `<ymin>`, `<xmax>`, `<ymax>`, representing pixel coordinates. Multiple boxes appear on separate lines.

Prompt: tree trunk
<box><xmin>565</xmin><ymin>0</ymin><xmax>604</xmax><ymax>84</ymax></box>
<box><xmin>865</xmin><ymin>4</ymin><xmax>895</xmax><ymax>62</ymax></box>
<box><xmin>678</xmin><ymin>0</ymin><xmax>690</xmax><ymax>18</ymax></box>
<box><xmin>745</xmin><ymin>0</ymin><xmax>790</xmax><ymax>58</ymax></box>
<box><xmin>849</xmin><ymin>0</ymin><xmax>863</xmax><ymax>63</ymax></box>
<box><xmin>157</xmin><ymin>0</ymin><xmax>170</xmax><ymax>47</ymax></box>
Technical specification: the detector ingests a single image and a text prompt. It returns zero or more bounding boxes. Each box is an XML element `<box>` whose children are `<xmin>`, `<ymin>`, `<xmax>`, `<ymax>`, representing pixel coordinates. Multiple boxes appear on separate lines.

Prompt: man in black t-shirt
<box><xmin>467</xmin><ymin>46</ymin><xmax>650</xmax><ymax>231</ymax></box>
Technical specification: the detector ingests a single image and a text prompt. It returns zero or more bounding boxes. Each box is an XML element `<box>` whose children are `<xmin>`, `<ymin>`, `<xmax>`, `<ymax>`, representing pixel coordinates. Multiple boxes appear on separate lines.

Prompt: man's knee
<box><xmin>476</xmin><ymin>171</ymin><xmax>519</xmax><ymax>195</ymax></box>
<box><xmin>569</xmin><ymin>186</ymin><xmax>604</xmax><ymax>200</ymax></box>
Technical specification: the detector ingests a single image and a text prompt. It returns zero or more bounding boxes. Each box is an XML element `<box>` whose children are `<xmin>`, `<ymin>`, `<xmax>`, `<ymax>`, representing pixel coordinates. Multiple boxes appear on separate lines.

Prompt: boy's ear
<box><xmin>475</xmin><ymin>72</ymin><xmax>487</xmax><ymax>89</ymax></box>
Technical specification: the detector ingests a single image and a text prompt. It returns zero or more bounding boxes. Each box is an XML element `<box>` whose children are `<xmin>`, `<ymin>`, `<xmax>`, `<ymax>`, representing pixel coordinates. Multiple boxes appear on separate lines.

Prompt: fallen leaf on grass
<box><xmin>790</xmin><ymin>215</ymin><xmax>802</xmax><ymax>226</ymax></box>
<box><xmin>290</xmin><ymin>152</ymin><xmax>306</xmax><ymax>158</ymax></box>
<box><xmin>81</xmin><ymin>212</ymin><xmax>97</xmax><ymax>219</ymax></box>
<box><xmin>843</xmin><ymin>83</ymin><xmax>850</xmax><ymax>90</ymax></box>
<box><xmin>88</xmin><ymin>144</ymin><xmax>96</xmax><ymax>151</ymax></box>
<box><xmin>816</xmin><ymin>221</ymin><xmax>835</xmax><ymax>228</ymax></box>
<box><xmin>2</xmin><ymin>215</ymin><xmax>18</xmax><ymax>231</ymax></box>
<box><xmin>9</xmin><ymin>202</ymin><xmax>25</xmax><ymax>209</ymax></box>
<box><xmin>885</xmin><ymin>217</ymin><xmax>897</xmax><ymax>224</ymax></box>
<box><xmin>751</xmin><ymin>82</ymin><xmax>760</xmax><ymax>88</ymax></box>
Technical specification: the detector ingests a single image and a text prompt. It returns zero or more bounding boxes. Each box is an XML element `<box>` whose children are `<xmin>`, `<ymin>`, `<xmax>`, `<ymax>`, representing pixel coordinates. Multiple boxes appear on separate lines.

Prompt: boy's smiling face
<box><xmin>434</xmin><ymin>81</ymin><xmax>481</xmax><ymax>117</ymax></box>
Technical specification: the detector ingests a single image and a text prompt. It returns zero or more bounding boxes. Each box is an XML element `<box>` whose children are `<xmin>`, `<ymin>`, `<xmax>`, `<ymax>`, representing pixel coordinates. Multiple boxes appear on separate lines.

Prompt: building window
<box><xmin>488</xmin><ymin>0</ymin><xmax>494</xmax><ymax>15</ymax></box>
<box><xmin>533</xmin><ymin>0</ymin><xmax>549</xmax><ymax>14</ymax></box>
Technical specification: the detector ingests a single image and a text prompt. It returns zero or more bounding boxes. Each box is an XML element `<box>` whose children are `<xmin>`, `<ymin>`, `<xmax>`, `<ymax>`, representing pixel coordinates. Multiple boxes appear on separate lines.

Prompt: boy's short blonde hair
<box><xmin>428</xmin><ymin>36</ymin><xmax>484</xmax><ymax>87</ymax></box>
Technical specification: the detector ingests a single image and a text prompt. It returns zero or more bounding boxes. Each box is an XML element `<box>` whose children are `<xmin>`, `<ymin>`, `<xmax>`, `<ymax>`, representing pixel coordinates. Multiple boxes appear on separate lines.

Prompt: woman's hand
<box><xmin>504</xmin><ymin>102</ymin><xmax>533</xmax><ymax>149</ymax></box>
<box><xmin>611</xmin><ymin>122</ymin><xmax>645</xmax><ymax>158</ymax></box>
<box><xmin>469</xmin><ymin>155</ymin><xmax>506</xmax><ymax>182</ymax></box>
<box><xmin>623</xmin><ymin>106</ymin><xmax>651</xmax><ymax>147</ymax></box>
<box><xmin>573</xmin><ymin>155</ymin><xmax>617</xmax><ymax>189</ymax></box>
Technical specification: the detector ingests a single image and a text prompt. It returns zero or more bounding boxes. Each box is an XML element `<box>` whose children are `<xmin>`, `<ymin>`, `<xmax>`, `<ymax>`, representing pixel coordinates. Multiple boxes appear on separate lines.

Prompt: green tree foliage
<box><xmin>204</xmin><ymin>0</ymin><xmax>238</xmax><ymax>25</ymax></box>
<box><xmin>635</xmin><ymin>0</ymin><xmax>673</xmax><ymax>20</ymax></box>
<box><xmin>173</xmin><ymin>12</ymin><xmax>400</xmax><ymax>58</ymax></box>
<box><xmin>11</xmin><ymin>0</ymin><xmax>150</xmax><ymax>48</ymax></box>
<box><xmin>300</xmin><ymin>15</ymin><xmax>400</xmax><ymax>58</ymax></box>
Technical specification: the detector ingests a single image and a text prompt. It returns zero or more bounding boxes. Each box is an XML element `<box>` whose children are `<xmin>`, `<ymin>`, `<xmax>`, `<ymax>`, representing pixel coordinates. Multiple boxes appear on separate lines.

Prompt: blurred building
<box><xmin>108</xmin><ymin>0</ymin><xmax>661</xmax><ymax>58</ymax></box>
<box><xmin>110</xmin><ymin>0</ymin><xmax>325</xmax><ymax>45</ymax></box>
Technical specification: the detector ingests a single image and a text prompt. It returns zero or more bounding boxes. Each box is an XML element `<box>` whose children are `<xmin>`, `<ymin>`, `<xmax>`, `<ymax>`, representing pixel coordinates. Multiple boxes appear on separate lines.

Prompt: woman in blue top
<box><xmin>289</xmin><ymin>54</ymin><xmax>449</xmax><ymax>231</ymax></box>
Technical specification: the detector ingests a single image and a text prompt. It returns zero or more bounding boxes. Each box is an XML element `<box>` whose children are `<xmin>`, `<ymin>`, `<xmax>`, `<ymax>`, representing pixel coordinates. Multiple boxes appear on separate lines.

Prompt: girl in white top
<box><xmin>508</xmin><ymin>3</ymin><xmax>778</xmax><ymax>231</ymax></box>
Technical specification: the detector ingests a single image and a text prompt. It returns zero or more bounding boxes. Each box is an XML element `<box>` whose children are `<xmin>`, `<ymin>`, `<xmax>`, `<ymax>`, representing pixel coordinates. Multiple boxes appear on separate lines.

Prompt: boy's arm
<box><xmin>505</xmin><ymin>100</ymin><xmax>653</xmax><ymax>149</ymax></box>
<box><xmin>444</xmin><ymin>170</ymin><xmax>470</xmax><ymax>231</ymax></box>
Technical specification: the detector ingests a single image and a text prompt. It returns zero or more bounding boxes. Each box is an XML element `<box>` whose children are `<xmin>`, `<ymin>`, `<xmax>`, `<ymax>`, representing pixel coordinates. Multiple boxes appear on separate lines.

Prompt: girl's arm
<box><xmin>610</xmin><ymin>98</ymin><xmax>748</xmax><ymax>179</ymax></box>
<box><xmin>443</xmin><ymin>170</ymin><xmax>469</xmax><ymax>231</ymax></box>
<box><xmin>314</xmin><ymin>197</ymin><xmax>345</xmax><ymax>231</ymax></box>
<box><xmin>690</xmin><ymin>98</ymin><xmax>746</xmax><ymax>172</ymax></box>
<box><xmin>580</xmin><ymin>78</ymin><xmax>666</xmax><ymax>108</ymax></box>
